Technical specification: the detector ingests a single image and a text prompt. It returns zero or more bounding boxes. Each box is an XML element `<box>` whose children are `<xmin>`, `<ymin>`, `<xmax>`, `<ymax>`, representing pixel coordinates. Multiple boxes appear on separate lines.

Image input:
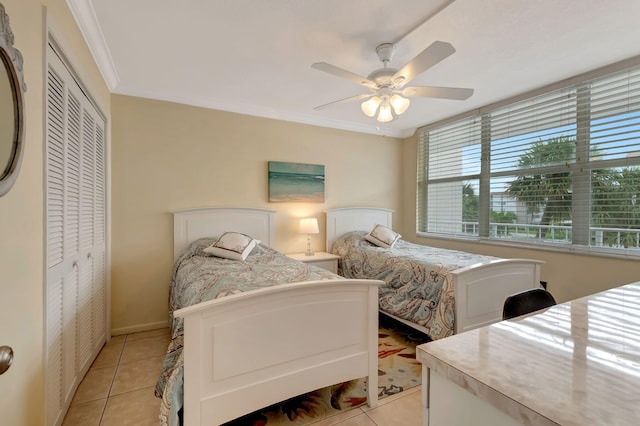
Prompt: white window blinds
<box><xmin>587</xmin><ymin>68</ymin><xmax>640</xmax><ymax>249</ymax></box>
<box><xmin>418</xmin><ymin>117</ymin><xmax>481</xmax><ymax>235</ymax></box>
<box><xmin>418</xmin><ymin>64</ymin><xmax>640</xmax><ymax>255</ymax></box>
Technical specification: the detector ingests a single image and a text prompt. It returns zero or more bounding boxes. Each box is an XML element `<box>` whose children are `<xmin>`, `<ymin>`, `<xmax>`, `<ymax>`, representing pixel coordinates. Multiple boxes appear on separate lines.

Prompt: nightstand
<box><xmin>287</xmin><ymin>252</ymin><xmax>340</xmax><ymax>274</ymax></box>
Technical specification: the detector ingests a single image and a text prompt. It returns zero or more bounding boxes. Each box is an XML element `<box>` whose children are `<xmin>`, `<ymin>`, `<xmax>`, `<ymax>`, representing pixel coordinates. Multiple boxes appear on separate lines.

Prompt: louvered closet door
<box><xmin>45</xmin><ymin>46</ymin><xmax>107</xmax><ymax>426</ymax></box>
<box><xmin>77</xmin><ymin>110</ymin><xmax>95</xmax><ymax>372</ymax></box>
<box><xmin>93</xmin><ymin>124</ymin><xmax>107</xmax><ymax>344</ymax></box>
<box><xmin>46</xmin><ymin>57</ymin><xmax>80</xmax><ymax>423</ymax></box>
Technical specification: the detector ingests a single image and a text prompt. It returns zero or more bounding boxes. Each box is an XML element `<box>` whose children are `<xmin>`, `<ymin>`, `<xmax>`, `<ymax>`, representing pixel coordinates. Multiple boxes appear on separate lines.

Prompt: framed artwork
<box><xmin>268</xmin><ymin>161</ymin><xmax>325</xmax><ymax>203</ymax></box>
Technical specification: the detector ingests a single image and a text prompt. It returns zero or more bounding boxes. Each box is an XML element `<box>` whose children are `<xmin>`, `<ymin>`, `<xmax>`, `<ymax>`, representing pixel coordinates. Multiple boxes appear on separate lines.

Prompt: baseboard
<box><xmin>111</xmin><ymin>320</ymin><xmax>169</xmax><ymax>336</ymax></box>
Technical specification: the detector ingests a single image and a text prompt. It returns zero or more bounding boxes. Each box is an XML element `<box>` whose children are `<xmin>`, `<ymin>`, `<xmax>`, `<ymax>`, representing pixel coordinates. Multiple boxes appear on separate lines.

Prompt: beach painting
<box><xmin>268</xmin><ymin>161</ymin><xmax>325</xmax><ymax>203</ymax></box>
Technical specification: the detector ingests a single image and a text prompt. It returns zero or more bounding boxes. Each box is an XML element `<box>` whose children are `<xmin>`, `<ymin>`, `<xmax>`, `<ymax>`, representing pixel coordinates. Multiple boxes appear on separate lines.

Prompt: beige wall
<box><xmin>112</xmin><ymin>91</ymin><xmax>640</xmax><ymax>335</ymax></box>
<box><xmin>0</xmin><ymin>1</ymin><xmax>110</xmax><ymax>425</ymax></box>
<box><xmin>110</xmin><ymin>94</ymin><xmax>403</xmax><ymax>334</ymax></box>
<box><xmin>400</xmin><ymin>134</ymin><xmax>640</xmax><ymax>304</ymax></box>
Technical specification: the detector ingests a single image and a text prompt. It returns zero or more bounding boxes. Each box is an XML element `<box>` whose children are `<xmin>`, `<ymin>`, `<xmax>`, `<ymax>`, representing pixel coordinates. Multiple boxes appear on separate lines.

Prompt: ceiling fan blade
<box><xmin>311</xmin><ymin>62</ymin><xmax>378</xmax><ymax>90</ymax></box>
<box><xmin>313</xmin><ymin>93</ymin><xmax>373</xmax><ymax>110</ymax></box>
<box><xmin>393</xmin><ymin>41</ymin><xmax>456</xmax><ymax>87</ymax></box>
<box><xmin>401</xmin><ymin>86</ymin><xmax>474</xmax><ymax>100</ymax></box>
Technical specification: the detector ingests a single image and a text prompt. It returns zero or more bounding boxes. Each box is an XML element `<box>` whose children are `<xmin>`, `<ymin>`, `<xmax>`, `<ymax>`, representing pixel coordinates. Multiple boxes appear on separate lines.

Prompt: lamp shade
<box><xmin>299</xmin><ymin>218</ymin><xmax>319</xmax><ymax>234</ymax></box>
<box><xmin>377</xmin><ymin>102</ymin><xmax>393</xmax><ymax>123</ymax></box>
<box><xmin>361</xmin><ymin>96</ymin><xmax>381</xmax><ymax>117</ymax></box>
<box><xmin>390</xmin><ymin>94</ymin><xmax>410</xmax><ymax>115</ymax></box>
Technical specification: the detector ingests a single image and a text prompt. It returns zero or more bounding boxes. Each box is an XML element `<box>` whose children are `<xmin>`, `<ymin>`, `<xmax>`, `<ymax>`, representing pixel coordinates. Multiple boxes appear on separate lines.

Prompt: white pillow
<box><xmin>364</xmin><ymin>224</ymin><xmax>401</xmax><ymax>248</ymax></box>
<box><xmin>203</xmin><ymin>232</ymin><xmax>260</xmax><ymax>261</ymax></box>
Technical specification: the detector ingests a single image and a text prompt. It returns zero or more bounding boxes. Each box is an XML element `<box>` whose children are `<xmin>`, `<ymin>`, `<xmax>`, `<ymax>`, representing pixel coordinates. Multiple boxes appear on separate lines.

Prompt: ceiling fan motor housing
<box><xmin>368</xmin><ymin>43</ymin><xmax>402</xmax><ymax>88</ymax></box>
<box><xmin>367</xmin><ymin>68</ymin><xmax>398</xmax><ymax>87</ymax></box>
<box><xmin>376</xmin><ymin>43</ymin><xmax>394</xmax><ymax>63</ymax></box>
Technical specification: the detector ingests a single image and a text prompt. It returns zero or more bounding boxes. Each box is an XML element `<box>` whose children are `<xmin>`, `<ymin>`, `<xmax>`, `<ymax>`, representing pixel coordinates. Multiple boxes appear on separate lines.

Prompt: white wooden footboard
<box><xmin>378</xmin><ymin>258</ymin><xmax>544</xmax><ymax>338</ymax></box>
<box><xmin>325</xmin><ymin>207</ymin><xmax>545</xmax><ymax>338</ymax></box>
<box><xmin>174</xmin><ymin>279</ymin><xmax>381</xmax><ymax>426</ymax></box>
<box><xmin>452</xmin><ymin>258</ymin><xmax>543</xmax><ymax>333</ymax></box>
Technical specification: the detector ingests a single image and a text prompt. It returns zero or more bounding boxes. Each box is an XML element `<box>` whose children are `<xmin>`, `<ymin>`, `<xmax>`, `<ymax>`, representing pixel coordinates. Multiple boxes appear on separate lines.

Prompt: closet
<box><xmin>45</xmin><ymin>43</ymin><xmax>107</xmax><ymax>426</ymax></box>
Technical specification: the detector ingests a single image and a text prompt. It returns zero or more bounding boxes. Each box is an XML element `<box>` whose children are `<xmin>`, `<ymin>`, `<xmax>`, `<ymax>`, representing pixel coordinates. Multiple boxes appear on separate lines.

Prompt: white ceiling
<box><xmin>68</xmin><ymin>0</ymin><xmax>640</xmax><ymax>138</ymax></box>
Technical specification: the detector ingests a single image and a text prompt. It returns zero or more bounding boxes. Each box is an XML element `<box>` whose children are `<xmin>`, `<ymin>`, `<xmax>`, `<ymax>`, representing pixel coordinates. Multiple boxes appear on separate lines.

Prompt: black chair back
<box><xmin>502</xmin><ymin>288</ymin><xmax>557</xmax><ymax>320</ymax></box>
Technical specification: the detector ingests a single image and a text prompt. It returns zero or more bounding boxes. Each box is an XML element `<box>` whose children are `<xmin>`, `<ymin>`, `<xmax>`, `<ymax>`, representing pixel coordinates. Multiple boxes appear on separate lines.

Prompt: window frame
<box><xmin>416</xmin><ymin>56</ymin><xmax>640</xmax><ymax>259</ymax></box>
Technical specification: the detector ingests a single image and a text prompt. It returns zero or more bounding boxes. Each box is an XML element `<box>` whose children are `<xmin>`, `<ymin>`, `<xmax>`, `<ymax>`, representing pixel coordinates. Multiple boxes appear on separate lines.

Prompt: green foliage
<box><xmin>602</xmin><ymin>231</ymin><xmax>639</xmax><ymax>248</ymax></box>
<box><xmin>462</xmin><ymin>182</ymin><xmax>479</xmax><ymax>233</ymax></box>
<box><xmin>591</xmin><ymin>167</ymin><xmax>640</xmax><ymax>229</ymax></box>
<box><xmin>490</xmin><ymin>211</ymin><xmax>517</xmax><ymax>236</ymax></box>
<box><xmin>490</xmin><ymin>211</ymin><xmax>517</xmax><ymax>223</ymax></box>
<box><xmin>545</xmin><ymin>227</ymin><xmax>570</xmax><ymax>240</ymax></box>
<box><xmin>505</xmin><ymin>135</ymin><xmax>640</xmax><ymax>247</ymax></box>
<box><xmin>505</xmin><ymin>136</ymin><xmax>574</xmax><ymax>226</ymax></box>
<box><xmin>462</xmin><ymin>183</ymin><xmax>479</xmax><ymax>220</ymax></box>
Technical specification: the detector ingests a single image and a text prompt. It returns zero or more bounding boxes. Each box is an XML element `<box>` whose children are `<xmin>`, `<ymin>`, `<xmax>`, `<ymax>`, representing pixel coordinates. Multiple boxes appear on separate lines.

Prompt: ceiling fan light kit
<box><xmin>312</xmin><ymin>40</ymin><xmax>474</xmax><ymax>123</ymax></box>
<box><xmin>361</xmin><ymin>93</ymin><xmax>410</xmax><ymax>122</ymax></box>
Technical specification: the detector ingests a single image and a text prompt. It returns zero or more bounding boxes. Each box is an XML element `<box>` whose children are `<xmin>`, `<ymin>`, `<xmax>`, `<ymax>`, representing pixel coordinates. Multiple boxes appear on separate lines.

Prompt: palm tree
<box><xmin>462</xmin><ymin>183</ymin><xmax>478</xmax><ymax>220</ymax></box>
<box><xmin>591</xmin><ymin>166</ymin><xmax>640</xmax><ymax>247</ymax></box>
<box><xmin>462</xmin><ymin>182</ymin><xmax>479</xmax><ymax>233</ymax></box>
<box><xmin>505</xmin><ymin>136</ymin><xmax>574</xmax><ymax>228</ymax></box>
<box><xmin>505</xmin><ymin>136</ymin><xmax>640</xmax><ymax>246</ymax></box>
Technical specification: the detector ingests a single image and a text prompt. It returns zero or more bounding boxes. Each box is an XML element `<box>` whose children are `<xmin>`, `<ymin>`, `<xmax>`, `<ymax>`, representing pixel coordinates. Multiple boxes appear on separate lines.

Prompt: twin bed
<box><xmin>326</xmin><ymin>207</ymin><xmax>543</xmax><ymax>339</ymax></box>
<box><xmin>157</xmin><ymin>206</ymin><xmax>543</xmax><ymax>425</ymax></box>
<box><xmin>157</xmin><ymin>207</ymin><xmax>380</xmax><ymax>426</ymax></box>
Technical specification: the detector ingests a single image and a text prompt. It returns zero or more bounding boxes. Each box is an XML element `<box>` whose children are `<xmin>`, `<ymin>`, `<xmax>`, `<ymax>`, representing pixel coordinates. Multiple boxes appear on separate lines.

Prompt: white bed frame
<box><xmin>171</xmin><ymin>207</ymin><xmax>381</xmax><ymax>426</ymax></box>
<box><xmin>325</xmin><ymin>207</ymin><xmax>544</xmax><ymax>335</ymax></box>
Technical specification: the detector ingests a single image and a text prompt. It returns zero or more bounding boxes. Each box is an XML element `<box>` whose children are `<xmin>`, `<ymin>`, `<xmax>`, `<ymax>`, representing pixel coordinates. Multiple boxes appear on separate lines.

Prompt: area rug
<box><xmin>224</xmin><ymin>315</ymin><xmax>431</xmax><ymax>425</ymax></box>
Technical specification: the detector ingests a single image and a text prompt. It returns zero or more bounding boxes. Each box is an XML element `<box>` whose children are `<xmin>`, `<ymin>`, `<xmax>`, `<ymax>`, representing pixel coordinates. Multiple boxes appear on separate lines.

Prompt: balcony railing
<box><xmin>435</xmin><ymin>221</ymin><xmax>640</xmax><ymax>249</ymax></box>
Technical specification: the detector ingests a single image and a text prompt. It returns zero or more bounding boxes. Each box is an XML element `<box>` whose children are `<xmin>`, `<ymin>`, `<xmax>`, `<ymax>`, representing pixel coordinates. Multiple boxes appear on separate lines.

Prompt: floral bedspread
<box><xmin>332</xmin><ymin>231</ymin><xmax>499</xmax><ymax>341</ymax></box>
<box><xmin>156</xmin><ymin>238</ymin><xmax>339</xmax><ymax>426</ymax></box>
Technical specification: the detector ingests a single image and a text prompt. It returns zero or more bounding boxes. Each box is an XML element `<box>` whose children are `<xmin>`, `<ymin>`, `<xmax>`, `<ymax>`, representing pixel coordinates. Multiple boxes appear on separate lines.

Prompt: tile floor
<box><xmin>62</xmin><ymin>328</ymin><xmax>423</xmax><ymax>426</ymax></box>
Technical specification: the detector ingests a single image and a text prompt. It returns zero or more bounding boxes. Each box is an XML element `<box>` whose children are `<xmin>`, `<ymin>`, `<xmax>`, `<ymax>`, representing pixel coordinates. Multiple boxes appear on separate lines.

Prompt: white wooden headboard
<box><xmin>173</xmin><ymin>207</ymin><xmax>276</xmax><ymax>261</ymax></box>
<box><xmin>325</xmin><ymin>207</ymin><xmax>393</xmax><ymax>251</ymax></box>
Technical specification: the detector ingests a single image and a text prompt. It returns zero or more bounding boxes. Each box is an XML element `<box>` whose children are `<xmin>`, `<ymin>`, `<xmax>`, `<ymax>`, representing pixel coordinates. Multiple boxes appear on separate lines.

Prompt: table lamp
<box><xmin>299</xmin><ymin>217</ymin><xmax>319</xmax><ymax>256</ymax></box>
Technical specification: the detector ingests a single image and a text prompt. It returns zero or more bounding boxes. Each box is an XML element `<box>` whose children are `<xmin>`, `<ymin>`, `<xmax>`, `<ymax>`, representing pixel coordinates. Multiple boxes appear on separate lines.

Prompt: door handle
<box><xmin>0</xmin><ymin>346</ymin><xmax>13</xmax><ymax>375</ymax></box>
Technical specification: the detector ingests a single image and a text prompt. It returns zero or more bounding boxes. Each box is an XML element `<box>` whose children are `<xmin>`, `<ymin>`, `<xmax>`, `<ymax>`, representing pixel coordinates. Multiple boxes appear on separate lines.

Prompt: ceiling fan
<box><xmin>311</xmin><ymin>41</ymin><xmax>473</xmax><ymax>123</ymax></box>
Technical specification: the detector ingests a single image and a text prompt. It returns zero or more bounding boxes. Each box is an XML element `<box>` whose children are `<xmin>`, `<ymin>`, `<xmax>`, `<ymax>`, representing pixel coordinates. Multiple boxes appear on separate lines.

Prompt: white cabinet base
<box><xmin>424</xmin><ymin>369</ymin><xmax>521</xmax><ymax>426</ymax></box>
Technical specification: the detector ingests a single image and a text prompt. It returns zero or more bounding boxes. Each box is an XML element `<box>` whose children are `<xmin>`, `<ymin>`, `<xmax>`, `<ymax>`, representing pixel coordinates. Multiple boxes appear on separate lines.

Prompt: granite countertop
<box><xmin>417</xmin><ymin>281</ymin><xmax>640</xmax><ymax>426</ymax></box>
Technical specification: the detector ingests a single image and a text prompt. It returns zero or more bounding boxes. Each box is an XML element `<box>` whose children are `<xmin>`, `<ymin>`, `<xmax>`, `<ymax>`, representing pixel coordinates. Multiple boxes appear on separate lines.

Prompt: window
<box><xmin>417</xmin><ymin>64</ymin><xmax>640</xmax><ymax>256</ymax></box>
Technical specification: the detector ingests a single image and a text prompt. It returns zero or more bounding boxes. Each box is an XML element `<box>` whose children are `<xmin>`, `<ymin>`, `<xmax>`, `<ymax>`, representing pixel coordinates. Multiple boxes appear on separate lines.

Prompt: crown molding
<box><xmin>66</xmin><ymin>0</ymin><xmax>119</xmax><ymax>90</ymax></box>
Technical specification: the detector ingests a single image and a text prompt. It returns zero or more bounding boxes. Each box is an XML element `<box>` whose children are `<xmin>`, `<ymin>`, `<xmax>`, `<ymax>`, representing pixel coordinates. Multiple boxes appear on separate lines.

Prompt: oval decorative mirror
<box><xmin>0</xmin><ymin>3</ymin><xmax>26</xmax><ymax>197</ymax></box>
